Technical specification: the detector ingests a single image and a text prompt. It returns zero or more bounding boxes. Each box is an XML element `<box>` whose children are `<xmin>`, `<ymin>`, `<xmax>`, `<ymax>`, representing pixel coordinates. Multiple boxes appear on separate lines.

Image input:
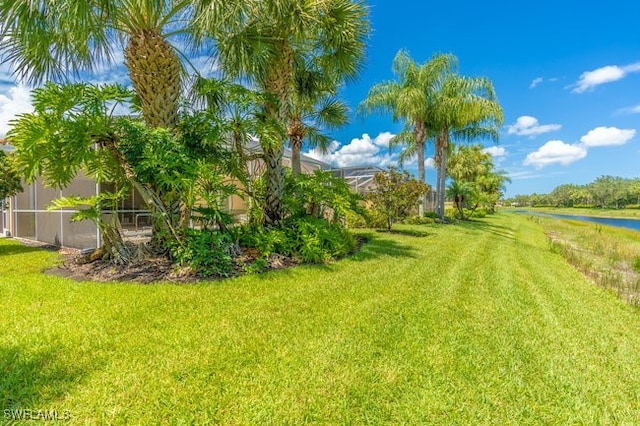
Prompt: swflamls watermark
<box><xmin>3</xmin><ymin>408</ymin><xmax>71</xmax><ymax>421</ymax></box>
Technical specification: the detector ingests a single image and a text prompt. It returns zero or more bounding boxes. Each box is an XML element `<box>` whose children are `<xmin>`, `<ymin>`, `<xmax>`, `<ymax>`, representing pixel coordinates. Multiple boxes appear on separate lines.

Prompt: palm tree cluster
<box><xmin>0</xmin><ymin>2</ymin><xmax>507</xmax><ymax>269</ymax></box>
<box><xmin>446</xmin><ymin>144</ymin><xmax>510</xmax><ymax>219</ymax></box>
<box><xmin>0</xmin><ymin>0</ymin><xmax>369</xmax><ymax>264</ymax></box>
<box><xmin>358</xmin><ymin>50</ymin><xmax>504</xmax><ymax>219</ymax></box>
<box><xmin>0</xmin><ymin>0</ymin><xmax>368</xmax><ymax>223</ymax></box>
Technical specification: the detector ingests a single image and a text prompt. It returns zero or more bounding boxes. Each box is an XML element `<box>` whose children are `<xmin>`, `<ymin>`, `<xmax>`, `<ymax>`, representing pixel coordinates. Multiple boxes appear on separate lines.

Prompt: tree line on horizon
<box><xmin>505</xmin><ymin>176</ymin><xmax>640</xmax><ymax>209</ymax></box>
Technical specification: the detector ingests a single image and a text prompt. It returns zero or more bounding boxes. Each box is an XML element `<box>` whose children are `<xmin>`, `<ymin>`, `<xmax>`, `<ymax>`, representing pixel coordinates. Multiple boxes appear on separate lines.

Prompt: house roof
<box><xmin>243</xmin><ymin>136</ymin><xmax>333</xmax><ymax>169</ymax></box>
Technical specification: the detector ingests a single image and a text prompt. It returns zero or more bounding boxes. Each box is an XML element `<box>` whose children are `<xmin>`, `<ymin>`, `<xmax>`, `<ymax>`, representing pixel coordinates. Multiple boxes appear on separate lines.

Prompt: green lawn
<box><xmin>2</xmin><ymin>213</ymin><xmax>640</xmax><ymax>424</ymax></box>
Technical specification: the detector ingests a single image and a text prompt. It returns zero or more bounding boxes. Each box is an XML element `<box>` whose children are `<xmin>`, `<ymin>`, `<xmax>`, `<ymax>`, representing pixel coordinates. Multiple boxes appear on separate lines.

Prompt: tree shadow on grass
<box><xmin>375</xmin><ymin>228</ymin><xmax>431</xmax><ymax>237</ymax></box>
<box><xmin>457</xmin><ymin>219</ymin><xmax>516</xmax><ymax>241</ymax></box>
<box><xmin>0</xmin><ymin>242</ymin><xmax>48</xmax><ymax>257</ymax></box>
<box><xmin>348</xmin><ymin>232</ymin><xmax>420</xmax><ymax>261</ymax></box>
<box><xmin>0</xmin><ymin>346</ymin><xmax>86</xmax><ymax>410</ymax></box>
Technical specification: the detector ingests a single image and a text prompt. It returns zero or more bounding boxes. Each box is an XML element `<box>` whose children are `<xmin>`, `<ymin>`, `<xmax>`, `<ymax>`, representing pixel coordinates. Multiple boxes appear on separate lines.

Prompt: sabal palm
<box><xmin>199</xmin><ymin>0</ymin><xmax>368</xmax><ymax>226</ymax></box>
<box><xmin>0</xmin><ymin>0</ymin><xmax>207</xmax><ymax>129</ymax></box>
<box><xmin>358</xmin><ymin>50</ymin><xmax>456</xmax><ymax>192</ymax></box>
<box><xmin>431</xmin><ymin>75</ymin><xmax>503</xmax><ymax>219</ymax></box>
<box><xmin>288</xmin><ymin>66</ymin><xmax>348</xmax><ymax>175</ymax></box>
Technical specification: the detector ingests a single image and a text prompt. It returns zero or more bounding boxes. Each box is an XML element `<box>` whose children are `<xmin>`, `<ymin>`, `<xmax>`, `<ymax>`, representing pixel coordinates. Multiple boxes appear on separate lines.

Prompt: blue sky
<box><xmin>1</xmin><ymin>0</ymin><xmax>639</xmax><ymax>197</ymax></box>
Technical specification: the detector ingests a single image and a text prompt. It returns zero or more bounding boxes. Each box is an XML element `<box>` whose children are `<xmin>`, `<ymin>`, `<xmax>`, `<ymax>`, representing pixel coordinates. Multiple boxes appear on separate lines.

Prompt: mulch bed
<box><xmin>44</xmin><ymin>236</ymin><xmax>367</xmax><ymax>284</ymax></box>
<box><xmin>46</xmin><ymin>248</ymin><xmax>298</xmax><ymax>284</ymax></box>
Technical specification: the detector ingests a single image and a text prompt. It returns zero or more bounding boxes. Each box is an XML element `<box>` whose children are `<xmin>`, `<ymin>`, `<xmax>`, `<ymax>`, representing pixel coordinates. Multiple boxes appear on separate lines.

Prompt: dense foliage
<box><xmin>235</xmin><ymin>171</ymin><xmax>362</xmax><ymax>264</ymax></box>
<box><xmin>446</xmin><ymin>144</ymin><xmax>510</xmax><ymax>219</ymax></box>
<box><xmin>0</xmin><ymin>150</ymin><xmax>22</xmax><ymax>200</ymax></box>
<box><xmin>0</xmin><ymin>0</ymin><xmax>509</xmax><ymax>277</ymax></box>
<box><xmin>367</xmin><ymin>168</ymin><xmax>430</xmax><ymax>230</ymax></box>
<box><xmin>506</xmin><ymin>176</ymin><xmax>640</xmax><ymax>209</ymax></box>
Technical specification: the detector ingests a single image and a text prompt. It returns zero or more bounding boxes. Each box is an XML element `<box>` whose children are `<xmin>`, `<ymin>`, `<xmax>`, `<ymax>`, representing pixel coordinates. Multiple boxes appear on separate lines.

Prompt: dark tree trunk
<box><xmin>263</xmin><ymin>144</ymin><xmax>286</xmax><ymax>227</ymax></box>
<box><xmin>290</xmin><ymin>134</ymin><xmax>303</xmax><ymax>176</ymax></box>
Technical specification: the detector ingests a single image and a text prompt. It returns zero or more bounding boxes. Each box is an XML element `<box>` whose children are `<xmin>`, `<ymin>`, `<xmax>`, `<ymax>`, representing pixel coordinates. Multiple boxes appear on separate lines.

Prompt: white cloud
<box><xmin>573</xmin><ymin>62</ymin><xmax>640</xmax><ymax>93</ymax></box>
<box><xmin>371</xmin><ymin>131</ymin><xmax>394</xmax><ymax>147</ymax></box>
<box><xmin>507</xmin><ymin>170</ymin><xmax>548</xmax><ymax>180</ymax></box>
<box><xmin>579</xmin><ymin>126</ymin><xmax>636</xmax><ymax>147</ymax></box>
<box><xmin>529</xmin><ymin>77</ymin><xmax>543</xmax><ymax>89</ymax></box>
<box><xmin>424</xmin><ymin>158</ymin><xmax>435</xmax><ymax>169</ymax></box>
<box><xmin>523</xmin><ymin>140</ymin><xmax>587</xmax><ymax>169</ymax></box>
<box><xmin>0</xmin><ymin>85</ymin><xmax>33</xmax><ymax>138</ymax></box>
<box><xmin>507</xmin><ymin>115</ymin><xmax>561</xmax><ymax>137</ymax></box>
<box><xmin>617</xmin><ymin>104</ymin><xmax>640</xmax><ymax>115</ymax></box>
<box><xmin>482</xmin><ymin>146</ymin><xmax>507</xmax><ymax>157</ymax></box>
<box><xmin>305</xmin><ymin>132</ymin><xmax>397</xmax><ymax>168</ymax></box>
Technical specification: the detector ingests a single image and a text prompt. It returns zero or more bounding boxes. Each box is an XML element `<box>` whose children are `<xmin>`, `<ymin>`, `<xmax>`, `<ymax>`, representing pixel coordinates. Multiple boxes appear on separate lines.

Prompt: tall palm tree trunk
<box><xmin>125</xmin><ymin>29</ymin><xmax>183</xmax><ymax>245</ymax></box>
<box><xmin>262</xmin><ymin>47</ymin><xmax>293</xmax><ymax>227</ymax></box>
<box><xmin>414</xmin><ymin>121</ymin><xmax>427</xmax><ymax>214</ymax></box>
<box><xmin>263</xmin><ymin>144</ymin><xmax>286</xmax><ymax>226</ymax></box>
<box><xmin>125</xmin><ymin>30</ymin><xmax>181</xmax><ymax>129</ymax></box>
<box><xmin>288</xmin><ymin>117</ymin><xmax>305</xmax><ymax>176</ymax></box>
<box><xmin>290</xmin><ymin>135</ymin><xmax>303</xmax><ymax>176</ymax></box>
<box><xmin>435</xmin><ymin>129</ymin><xmax>449</xmax><ymax>220</ymax></box>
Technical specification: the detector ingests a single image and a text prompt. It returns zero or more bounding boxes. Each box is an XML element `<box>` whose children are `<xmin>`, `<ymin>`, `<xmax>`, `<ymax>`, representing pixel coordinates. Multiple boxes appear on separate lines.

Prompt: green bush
<box><xmin>423</xmin><ymin>211</ymin><xmax>439</xmax><ymax>219</ymax></box>
<box><xmin>466</xmin><ymin>208</ymin><xmax>487</xmax><ymax>218</ymax></box>
<box><xmin>169</xmin><ymin>229</ymin><xmax>234</xmax><ymax>276</ymax></box>
<box><xmin>364</xmin><ymin>208</ymin><xmax>389</xmax><ymax>229</ymax></box>
<box><xmin>404</xmin><ymin>215</ymin><xmax>435</xmax><ymax>225</ymax></box>
<box><xmin>444</xmin><ymin>208</ymin><xmax>459</xmax><ymax>222</ymax></box>
<box><xmin>345</xmin><ymin>210</ymin><xmax>368</xmax><ymax>229</ymax></box>
<box><xmin>284</xmin><ymin>170</ymin><xmax>364</xmax><ymax>223</ymax></box>
<box><xmin>625</xmin><ymin>204</ymin><xmax>640</xmax><ymax>210</ymax></box>
<box><xmin>234</xmin><ymin>217</ymin><xmax>356</xmax><ymax>264</ymax></box>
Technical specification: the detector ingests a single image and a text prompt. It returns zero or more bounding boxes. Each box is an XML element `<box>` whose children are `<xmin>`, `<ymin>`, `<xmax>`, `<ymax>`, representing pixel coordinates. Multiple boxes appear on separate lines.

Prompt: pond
<box><xmin>513</xmin><ymin>210</ymin><xmax>640</xmax><ymax>232</ymax></box>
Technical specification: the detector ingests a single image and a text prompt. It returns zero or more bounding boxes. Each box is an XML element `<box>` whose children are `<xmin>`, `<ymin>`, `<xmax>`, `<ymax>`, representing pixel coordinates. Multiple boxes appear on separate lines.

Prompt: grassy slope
<box><xmin>1</xmin><ymin>214</ymin><xmax>640</xmax><ymax>424</ymax></box>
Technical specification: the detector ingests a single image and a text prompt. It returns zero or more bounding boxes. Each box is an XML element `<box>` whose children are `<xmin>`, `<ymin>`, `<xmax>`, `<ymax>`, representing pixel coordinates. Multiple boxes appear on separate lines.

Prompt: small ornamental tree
<box><xmin>0</xmin><ymin>150</ymin><xmax>22</xmax><ymax>200</ymax></box>
<box><xmin>368</xmin><ymin>168</ymin><xmax>430</xmax><ymax>231</ymax></box>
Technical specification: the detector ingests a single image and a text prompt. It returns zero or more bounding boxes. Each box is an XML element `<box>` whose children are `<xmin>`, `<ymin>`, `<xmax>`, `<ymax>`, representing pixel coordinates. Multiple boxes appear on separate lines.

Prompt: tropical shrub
<box><xmin>367</xmin><ymin>168</ymin><xmax>429</xmax><ymax>231</ymax></box>
<box><xmin>423</xmin><ymin>211</ymin><xmax>439</xmax><ymax>219</ymax></box>
<box><xmin>403</xmin><ymin>215</ymin><xmax>435</xmax><ymax>225</ymax></box>
<box><xmin>234</xmin><ymin>217</ymin><xmax>356</xmax><ymax>264</ymax></box>
<box><xmin>345</xmin><ymin>210</ymin><xmax>368</xmax><ymax>228</ymax></box>
<box><xmin>284</xmin><ymin>170</ymin><xmax>364</xmax><ymax>222</ymax></box>
<box><xmin>0</xmin><ymin>151</ymin><xmax>22</xmax><ymax>200</ymax></box>
<box><xmin>168</xmin><ymin>229</ymin><xmax>234</xmax><ymax>277</ymax></box>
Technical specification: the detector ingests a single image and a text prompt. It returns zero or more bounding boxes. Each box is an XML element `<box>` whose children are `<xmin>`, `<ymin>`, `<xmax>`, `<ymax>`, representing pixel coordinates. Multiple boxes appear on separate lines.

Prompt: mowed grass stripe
<box><xmin>1</xmin><ymin>213</ymin><xmax>640</xmax><ymax>424</ymax></box>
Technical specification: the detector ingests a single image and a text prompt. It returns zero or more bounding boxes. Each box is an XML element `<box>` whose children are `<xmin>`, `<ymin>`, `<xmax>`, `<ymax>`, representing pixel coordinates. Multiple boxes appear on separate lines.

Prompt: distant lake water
<box><xmin>513</xmin><ymin>210</ymin><xmax>640</xmax><ymax>232</ymax></box>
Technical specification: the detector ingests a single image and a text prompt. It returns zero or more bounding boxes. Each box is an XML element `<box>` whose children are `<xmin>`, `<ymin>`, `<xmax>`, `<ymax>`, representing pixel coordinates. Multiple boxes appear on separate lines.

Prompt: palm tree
<box><xmin>446</xmin><ymin>180</ymin><xmax>476</xmax><ymax>219</ymax></box>
<box><xmin>0</xmin><ymin>0</ymin><xmax>210</xmax><ymax>129</ymax></box>
<box><xmin>0</xmin><ymin>0</ymin><xmax>225</xmax><ymax>253</ymax></box>
<box><xmin>431</xmin><ymin>75</ymin><xmax>503</xmax><ymax>220</ymax></box>
<box><xmin>447</xmin><ymin>143</ymin><xmax>510</xmax><ymax>214</ymax></box>
<box><xmin>358</xmin><ymin>50</ymin><xmax>456</xmax><ymax>211</ymax></box>
<box><xmin>288</xmin><ymin>66</ymin><xmax>349</xmax><ymax>175</ymax></box>
<box><xmin>447</xmin><ymin>144</ymin><xmax>492</xmax><ymax>184</ymax></box>
<box><xmin>198</xmin><ymin>0</ymin><xmax>369</xmax><ymax>226</ymax></box>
